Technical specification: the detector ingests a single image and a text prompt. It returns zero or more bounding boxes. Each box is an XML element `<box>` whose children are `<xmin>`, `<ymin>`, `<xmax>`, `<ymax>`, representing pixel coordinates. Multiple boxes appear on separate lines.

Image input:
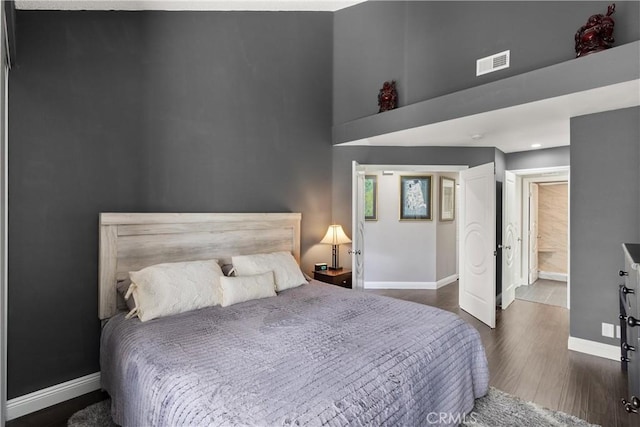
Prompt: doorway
<box><xmin>352</xmin><ymin>161</ymin><xmax>500</xmax><ymax>328</ymax></box>
<box><xmin>513</xmin><ymin>167</ymin><xmax>570</xmax><ymax>309</ymax></box>
<box><xmin>352</xmin><ymin>162</ymin><xmax>570</xmax><ymax>328</ymax></box>
<box><xmin>351</xmin><ymin>163</ymin><xmax>467</xmax><ymax>292</ymax></box>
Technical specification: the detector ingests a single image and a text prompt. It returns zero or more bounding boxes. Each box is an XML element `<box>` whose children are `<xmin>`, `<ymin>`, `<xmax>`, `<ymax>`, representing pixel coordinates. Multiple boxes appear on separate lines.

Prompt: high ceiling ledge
<box><xmin>332</xmin><ymin>41</ymin><xmax>640</xmax><ymax>153</ymax></box>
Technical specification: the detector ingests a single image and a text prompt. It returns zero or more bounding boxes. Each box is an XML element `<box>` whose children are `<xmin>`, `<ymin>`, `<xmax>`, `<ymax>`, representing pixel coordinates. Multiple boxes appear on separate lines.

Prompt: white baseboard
<box><xmin>567</xmin><ymin>336</ymin><xmax>619</xmax><ymax>361</ymax></box>
<box><xmin>365</xmin><ymin>274</ymin><xmax>458</xmax><ymax>290</ymax></box>
<box><xmin>365</xmin><ymin>281</ymin><xmax>436</xmax><ymax>289</ymax></box>
<box><xmin>436</xmin><ymin>274</ymin><xmax>458</xmax><ymax>288</ymax></box>
<box><xmin>7</xmin><ymin>372</ymin><xmax>101</xmax><ymax>420</ymax></box>
<box><xmin>539</xmin><ymin>271</ymin><xmax>568</xmax><ymax>282</ymax></box>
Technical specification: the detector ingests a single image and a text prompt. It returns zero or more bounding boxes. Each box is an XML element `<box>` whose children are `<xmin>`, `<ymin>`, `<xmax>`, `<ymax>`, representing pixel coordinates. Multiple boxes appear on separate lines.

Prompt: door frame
<box><xmin>510</xmin><ymin>166</ymin><xmax>570</xmax><ymax>309</ymax></box>
<box><xmin>351</xmin><ymin>163</ymin><xmax>468</xmax><ymax>290</ymax></box>
<box><xmin>528</xmin><ymin>181</ymin><xmax>540</xmax><ymax>284</ymax></box>
<box><xmin>501</xmin><ymin>170</ymin><xmax>519</xmax><ymax>310</ymax></box>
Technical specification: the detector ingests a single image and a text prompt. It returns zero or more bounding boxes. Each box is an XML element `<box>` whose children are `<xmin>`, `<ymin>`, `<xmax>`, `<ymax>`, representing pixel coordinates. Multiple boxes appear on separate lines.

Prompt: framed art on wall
<box><xmin>365</xmin><ymin>175</ymin><xmax>378</xmax><ymax>221</ymax></box>
<box><xmin>440</xmin><ymin>176</ymin><xmax>456</xmax><ymax>221</ymax></box>
<box><xmin>399</xmin><ymin>175</ymin><xmax>432</xmax><ymax>220</ymax></box>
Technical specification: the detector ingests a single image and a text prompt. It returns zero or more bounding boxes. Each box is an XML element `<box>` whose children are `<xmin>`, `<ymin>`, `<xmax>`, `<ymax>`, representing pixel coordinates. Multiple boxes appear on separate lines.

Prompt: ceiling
<box><xmin>336</xmin><ymin>79</ymin><xmax>640</xmax><ymax>153</ymax></box>
<box><xmin>15</xmin><ymin>0</ymin><xmax>367</xmax><ymax>11</ymax></box>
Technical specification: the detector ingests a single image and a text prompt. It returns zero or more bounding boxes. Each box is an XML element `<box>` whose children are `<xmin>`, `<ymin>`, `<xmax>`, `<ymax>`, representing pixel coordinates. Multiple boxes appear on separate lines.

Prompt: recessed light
<box><xmin>531</xmin><ymin>143</ymin><xmax>542</xmax><ymax>148</ymax></box>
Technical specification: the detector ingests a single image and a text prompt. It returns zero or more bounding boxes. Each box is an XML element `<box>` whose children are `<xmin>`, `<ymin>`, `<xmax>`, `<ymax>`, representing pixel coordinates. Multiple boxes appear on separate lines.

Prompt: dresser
<box><xmin>621</xmin><ymin>243</ymin><xmax>640</xmax><ymax>414</ymax></box>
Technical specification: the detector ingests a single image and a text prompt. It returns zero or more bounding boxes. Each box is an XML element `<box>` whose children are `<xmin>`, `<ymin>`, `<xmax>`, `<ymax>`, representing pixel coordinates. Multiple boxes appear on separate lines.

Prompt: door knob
<box><xmin>620</xmin><ymin>270</ymin><xmax>629</xmax><ymax>277</ymax></box>
<box><xmin>622</xmin><ymin>286</ymin><xmax>635</xmax><ymax>295</ymax></box>
<box><xmin>622</xmin><ymin>399</ymin><xmax>638</xmax><ymax>414</ymax></box>
<box><xmin>348</xmin><ymin>249</ymin><xmax>361</xmax><ymax>255</ymax></box>
<box><xmin>620</xmin><ymin>315</ymin><xmax>640</xmax><ymax>327</ymax></box>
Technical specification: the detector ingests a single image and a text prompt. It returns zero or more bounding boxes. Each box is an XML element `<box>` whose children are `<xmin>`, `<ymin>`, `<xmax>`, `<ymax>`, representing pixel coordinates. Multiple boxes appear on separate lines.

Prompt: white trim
<box><xmin>538</xmin><ymin>271</ymin><xmax>568</xmax><ymax>282</ymax></box>
<box><xmin>510</xmin><ymin>165</ymin><xmax>570</xmax><ymax>176</ymax></box>
<box><xmin>365</xmin><ymin>281</ymin><xmax>437</xmax><ymax>290</ymax></box>
<box><xmin>518</xmin><ymin>167</ymin><xmax>570</xmax><ymax>310</ymax></box>
<box><xmin>436</xmin><ymin>274</ymin><xmax>458</xmax><ymax>288</ymax></box>
<box><xmin>364</xmin><ymin>275</ymin><xmax>457</xmax><ymax>290</ymax></box>
<box><xmin>15</xmin><ymin>0</ymin><xmax>368</xmax><ymax>12</ymax></box>
<box><xmin>567</xmin><ymin>336</ymin><xmax>619</xmax><ymax>361</ymax></box>
<box><xmin>6</xmin><ymin>372</ymin><xmax>101</xmax><ymax>420</ymax></box>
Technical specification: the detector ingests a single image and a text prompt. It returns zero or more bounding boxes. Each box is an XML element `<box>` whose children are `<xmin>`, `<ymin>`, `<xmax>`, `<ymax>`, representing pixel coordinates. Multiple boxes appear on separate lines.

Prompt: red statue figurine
<box><xmin>378</xmin><ymin>81</ymin><xmax>398</xmax><ymax>113</ymax></box>
<box><xmin>575</xmin><ymin>3</ymin><xmax>616</xmax><ymax>57</ymax></box>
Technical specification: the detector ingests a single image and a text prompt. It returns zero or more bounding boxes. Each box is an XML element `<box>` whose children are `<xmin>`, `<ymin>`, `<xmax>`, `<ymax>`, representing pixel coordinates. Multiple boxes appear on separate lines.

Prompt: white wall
<box><xmin>436</xmin><ymin>173</ymin><xmax>458</xmax><ymax>281</ymax></box>
<box><xmin>364</xmin><ymin>171</ymin><xmax>458</xmax><ymax>288</ymax></box>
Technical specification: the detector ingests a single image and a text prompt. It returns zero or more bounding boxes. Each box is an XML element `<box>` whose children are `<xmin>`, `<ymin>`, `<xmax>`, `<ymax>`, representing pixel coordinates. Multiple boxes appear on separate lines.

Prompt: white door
<box><xmin>528</xmin><ymin>183</ymin><xmax>539</xmax><ymax>284</ymax></box>
<box><xmin>501</xmin><ymin>171</ymin><xmax>518</xmax><ymax>309</ymax></box>
<box><xmin>459</xmin><ymin>162</ymin><xmax>496</xmax><ymax>328</ymax></box>
<box><xmin>351</xmin><ymin>161</ymin><xmax>365</xmax><ymax>290</ymax></box>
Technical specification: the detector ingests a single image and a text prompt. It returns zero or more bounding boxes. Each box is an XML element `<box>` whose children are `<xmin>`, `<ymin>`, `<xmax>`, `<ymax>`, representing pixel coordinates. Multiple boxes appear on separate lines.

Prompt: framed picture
<box><xmin>439</xmin><ymin>176</ymin><xmax>456</xmax><ymax>221</ymax></box>
<box><xmin>364</xmin><ymin>175</ymin><xmax>378</xmax><ymax>221</ymax></box>
<box><xmin>399</xmin><ymin>175</ymin><xmax>432</xmax><ymax>220</ymax></box>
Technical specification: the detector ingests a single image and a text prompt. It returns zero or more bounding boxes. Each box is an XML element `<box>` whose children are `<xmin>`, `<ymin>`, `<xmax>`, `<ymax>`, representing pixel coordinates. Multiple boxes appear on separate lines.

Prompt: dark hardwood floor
<box><xmin>6</xmin><ymin>390</ymin><xmax>108</xmax><ymax>427</ymax></box>
<box><xmin>7</xmin><ymin>282</ymin><xmax>634</xmax><ymax>427</ymax></box>
<box><xmin>369</xmin><ymin>283</ymin><xmax>634</xmax><ymax>427</ymax></box>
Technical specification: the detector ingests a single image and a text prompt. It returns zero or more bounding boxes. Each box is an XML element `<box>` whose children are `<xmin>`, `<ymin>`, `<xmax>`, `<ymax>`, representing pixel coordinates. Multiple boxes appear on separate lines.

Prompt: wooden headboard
<box><xmin>99</xmin><ymin>212</ymin><xmax>301</xmax><ymax>319</ymax></box>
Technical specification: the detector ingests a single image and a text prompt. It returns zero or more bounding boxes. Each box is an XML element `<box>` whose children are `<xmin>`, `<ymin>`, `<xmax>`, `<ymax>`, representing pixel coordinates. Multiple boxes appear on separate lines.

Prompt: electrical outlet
<box><xmin>617</xmin><ymin>325</ymin><xmax>621</xmax><ymax>339</ymax></box>
<box><xmin>602</xmin><ymin>322</ymin><xmax>615</xmax><ymax>338</ymax></box>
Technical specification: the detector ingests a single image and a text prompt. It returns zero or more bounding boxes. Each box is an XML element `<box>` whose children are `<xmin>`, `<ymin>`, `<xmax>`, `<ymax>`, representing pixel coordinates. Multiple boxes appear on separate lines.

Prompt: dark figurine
<box><xmin>378</xmin><ymin>81</ymin><xmax>398</xmax><ymax>113</ymax></box>
<box><xmin>575</xmin><ymin>3</ymin><xmax>615</xmax><ymax>57</ymax></box>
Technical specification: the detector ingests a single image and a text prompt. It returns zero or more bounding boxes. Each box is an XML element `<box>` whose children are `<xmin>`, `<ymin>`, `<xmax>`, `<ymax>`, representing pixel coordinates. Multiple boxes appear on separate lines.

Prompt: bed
<box><xmin>98</xmin><ymin>213</ymin><xmax>489</xmax><ymax>426</ymax></box>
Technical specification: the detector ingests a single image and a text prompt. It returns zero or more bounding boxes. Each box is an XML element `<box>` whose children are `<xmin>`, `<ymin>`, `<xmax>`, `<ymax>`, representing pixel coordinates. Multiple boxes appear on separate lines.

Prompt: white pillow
<box><xmin>220</xmin><ymin>271</ymin><xmax>277</xmax><ymax>307</ymax></box>
<box><xmin>126</xmin><ymin>259</ymin><xmax>223</xmax><ymax>322</ymax></box>
<box><xmin>232</xmin><ymin>251</ymin><xmax>307</xmax><ymax>292</ymax></box>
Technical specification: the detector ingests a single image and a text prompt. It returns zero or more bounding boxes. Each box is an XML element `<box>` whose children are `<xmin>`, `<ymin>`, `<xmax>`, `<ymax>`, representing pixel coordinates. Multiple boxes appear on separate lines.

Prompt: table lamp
<box><xmin>320</xmin><ymin>224</ymin><xmax>351</xmax><ymax>270</ymax></box>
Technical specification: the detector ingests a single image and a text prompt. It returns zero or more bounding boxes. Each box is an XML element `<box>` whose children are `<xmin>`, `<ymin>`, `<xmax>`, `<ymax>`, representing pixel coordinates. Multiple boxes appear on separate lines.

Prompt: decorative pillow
<box><xmin>221</xmin><ymin>264</ymin><xmax>236</xmax><ymax>277</ymax></box>
<box><xmin>220</xmin><ymin>271</ymin><xmax>277</xmax><ymax>307</ymax></box>
<box><xmin>232</xmin><ymin>251</ymin><xmax>307</xmax><ymax>292</ymax></box>
<box><xmin>127</xmin><ymin>259</ymin><xmax>224</xmax><ymax>322</ymax></box>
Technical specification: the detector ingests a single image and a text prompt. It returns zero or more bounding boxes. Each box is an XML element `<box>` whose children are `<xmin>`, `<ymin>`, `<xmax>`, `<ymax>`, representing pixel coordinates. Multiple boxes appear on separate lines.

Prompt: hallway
<box><xmin>515</xmin><ymin>279</ymin><xmax>567</xmax><ymax>308</ymax></box>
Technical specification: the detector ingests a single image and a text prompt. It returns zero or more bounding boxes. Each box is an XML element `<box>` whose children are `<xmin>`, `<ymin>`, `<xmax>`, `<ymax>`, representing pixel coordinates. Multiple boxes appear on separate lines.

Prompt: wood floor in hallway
<box><xmin>368</xmin><ymin>282</ymin><xmax>633</xmax><ymax>427</ymax></box>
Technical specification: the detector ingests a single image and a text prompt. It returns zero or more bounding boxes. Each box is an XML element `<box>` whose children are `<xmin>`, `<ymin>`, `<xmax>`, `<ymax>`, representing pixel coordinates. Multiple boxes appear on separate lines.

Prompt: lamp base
<box><xmin>328</xmin><ymin>266</ymin><xmax>343</xmax><ymax>271</ymax></box>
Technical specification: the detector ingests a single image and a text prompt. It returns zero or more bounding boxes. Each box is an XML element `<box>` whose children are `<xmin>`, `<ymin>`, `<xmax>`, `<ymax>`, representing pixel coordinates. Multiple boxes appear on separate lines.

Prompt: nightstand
<box><xmin>313</xmin><ymin>269</ymin><xmax>352</xmax><ymax>289</ymax></box>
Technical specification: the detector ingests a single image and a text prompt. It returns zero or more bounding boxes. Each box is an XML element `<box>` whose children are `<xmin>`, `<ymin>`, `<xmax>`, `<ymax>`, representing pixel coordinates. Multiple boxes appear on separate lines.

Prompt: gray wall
<box><xmin>334</xmin><ymin>1</ymin><xmax>640</xmax><ymax>125</ymax></box>
<box><xmin>570</xmin><ymin>107</ymin><xmax>640</xmax><ymax>345</ymax></box>
<box><xmin>0</xmin><ymin>3</ymin><xmax>8</xmax><ymax>423</ymax></box>
<box><xmin>8</xmin><ymin>11</ymin><xmax>332</xmax><ymax>398</ymax></box>
<box><xmin>506</xmin><ymin>146</ymin><xmax>571</xmax><ymax>170</ymax></box>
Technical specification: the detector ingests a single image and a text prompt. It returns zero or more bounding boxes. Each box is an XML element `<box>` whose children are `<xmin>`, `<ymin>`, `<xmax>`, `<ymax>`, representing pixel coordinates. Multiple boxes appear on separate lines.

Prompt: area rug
<box><xmin>67</xmin><ymin>387</ymin><xmax>599</xmax><ymax>427</ymax></box>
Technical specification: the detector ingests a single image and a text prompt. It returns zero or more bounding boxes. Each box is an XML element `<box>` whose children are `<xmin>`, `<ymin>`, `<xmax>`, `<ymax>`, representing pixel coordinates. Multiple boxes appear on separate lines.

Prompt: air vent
<box><xmin>476</xmin><ymin>50</ymin><xmax>510</xmax><ymax>76</ymax></box>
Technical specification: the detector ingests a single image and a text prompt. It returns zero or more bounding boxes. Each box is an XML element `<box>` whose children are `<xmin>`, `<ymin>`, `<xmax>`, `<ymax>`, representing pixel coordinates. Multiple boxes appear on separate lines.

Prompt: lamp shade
<box><xmin>320</xmin><ymin>225</ymin><xmax>351</xmax><ymax>245</ymax></box>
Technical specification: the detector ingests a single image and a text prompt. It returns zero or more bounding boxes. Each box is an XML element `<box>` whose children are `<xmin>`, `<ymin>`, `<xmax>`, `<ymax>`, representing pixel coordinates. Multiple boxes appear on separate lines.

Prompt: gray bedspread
<box><xmin>101</xmin><ymin>282</ymin><xmax>489</xmax><ymax>426</ymax></box>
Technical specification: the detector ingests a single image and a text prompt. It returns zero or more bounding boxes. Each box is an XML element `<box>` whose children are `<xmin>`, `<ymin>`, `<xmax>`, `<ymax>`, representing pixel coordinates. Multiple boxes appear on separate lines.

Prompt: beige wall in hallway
<box><xmin>538</xmin><ymin>183</ymin><xmax>568</xmax><ymax>274</ymax></box>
